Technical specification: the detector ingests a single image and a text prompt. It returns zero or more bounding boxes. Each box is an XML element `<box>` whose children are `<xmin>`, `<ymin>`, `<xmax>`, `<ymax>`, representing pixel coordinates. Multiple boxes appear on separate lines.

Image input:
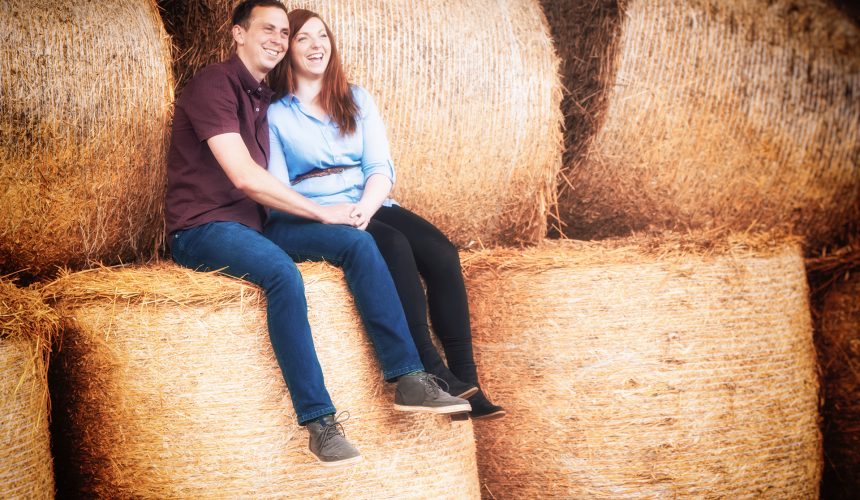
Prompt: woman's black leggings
<box><xmin>366</xmin><ymin>205</ymin><xmax>479</xmax><ymax>385</ymax></box>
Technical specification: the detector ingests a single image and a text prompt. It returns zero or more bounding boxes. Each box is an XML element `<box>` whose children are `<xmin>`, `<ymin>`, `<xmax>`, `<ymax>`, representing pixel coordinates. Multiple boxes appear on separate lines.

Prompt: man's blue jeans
<box><xmin>171</xmin><ymin>220</ymin><xmax>422</xmax><ymax>424</ymax></box>
<box><xmin>263</xmin><ymin>211</ymin><xmax>423</xmax><ymax>378</ymax></box>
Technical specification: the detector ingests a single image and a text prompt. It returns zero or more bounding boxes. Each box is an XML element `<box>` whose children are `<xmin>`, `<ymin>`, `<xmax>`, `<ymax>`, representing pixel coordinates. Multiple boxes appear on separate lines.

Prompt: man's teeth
<box><xmin>264</xmin><ymin>48</ymin><xmax>279</xmax><ymax>56</ymax></box>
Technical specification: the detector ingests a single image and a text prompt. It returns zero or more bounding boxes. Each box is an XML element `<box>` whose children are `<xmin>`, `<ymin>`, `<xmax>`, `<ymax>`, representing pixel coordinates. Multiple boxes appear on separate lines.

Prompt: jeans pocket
<box><xmin>171</xmin><ymin>226</ymin><xmax>207</xmax><ymax>269</ymax></box>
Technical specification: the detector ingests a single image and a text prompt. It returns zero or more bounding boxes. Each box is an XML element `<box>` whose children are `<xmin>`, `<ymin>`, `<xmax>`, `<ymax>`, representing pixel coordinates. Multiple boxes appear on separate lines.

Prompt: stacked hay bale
<box><xmin>546</xmin><ymin>0</ymin><xmax>860</xmax><ymax>245</ymax></box>
<box><xmin>0</xmin><ymin>0</ymin><xmax>174</xmax><ymax>277</ymax></box>
<box><xmin>45</xmin><ymin>263</ymin><xmax>480</xmax><ymax>498</ymax></box>
<box><xmin>814</xmin><ymin>258</ymin><xmax>860</xmax><ymax>499</ymax></box>
<box><xmin>158</xmin><ymin>0</ymin><xmax>563</xmax><ymax>247</ymax></box>
<box><xmin>0</xmin><ymin>279</ymin><xmax>57</xmax><ymax>499</ymax></box>
<box><xmin>462</xmin><ymin>238</ymin><xmax>821</xmax><ymax>498</ymax></box>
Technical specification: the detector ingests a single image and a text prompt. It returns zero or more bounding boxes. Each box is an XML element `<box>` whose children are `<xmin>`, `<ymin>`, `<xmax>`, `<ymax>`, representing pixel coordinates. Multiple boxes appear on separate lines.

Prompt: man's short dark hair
<box><xmin>232</xmin><ymin>0</ymin><xmax>288</xmax><ymax>29</ymax></box>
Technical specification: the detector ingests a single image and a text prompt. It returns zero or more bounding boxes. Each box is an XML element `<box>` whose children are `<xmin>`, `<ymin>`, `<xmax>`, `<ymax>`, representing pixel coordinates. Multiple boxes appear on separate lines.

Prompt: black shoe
<box><xmin>421</xmin><ymin>352</ymin><xmax>479</xmax><ymax>399</ymax></box>
<box><xmin>468</xmin><ymin>390</ymin><xmax>505</xmax><ymax>420</ymax></box>
<box><xmin>436</xmin><ymin>369</ymin><xmax>478</xmax><ymax>399</ymax></box>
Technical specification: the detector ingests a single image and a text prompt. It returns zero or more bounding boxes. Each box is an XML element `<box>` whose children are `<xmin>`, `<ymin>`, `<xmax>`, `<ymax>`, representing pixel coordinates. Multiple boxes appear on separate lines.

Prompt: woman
<box><xmin>267</xmin><ymin>9</ymin><xmax>504</xmax><ymax>419</ymax></box>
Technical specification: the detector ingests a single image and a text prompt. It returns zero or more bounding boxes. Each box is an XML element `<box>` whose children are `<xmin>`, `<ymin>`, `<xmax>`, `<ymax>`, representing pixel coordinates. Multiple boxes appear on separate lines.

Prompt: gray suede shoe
<box><xmin>393</xmin><ymin>372</ymin><xmax>472</xmax><ymax>414</ymax></box>
<box><xmin>306</xmin><ymin>413</ymin><xmax>362</xmax><ymax>467</ymax></box>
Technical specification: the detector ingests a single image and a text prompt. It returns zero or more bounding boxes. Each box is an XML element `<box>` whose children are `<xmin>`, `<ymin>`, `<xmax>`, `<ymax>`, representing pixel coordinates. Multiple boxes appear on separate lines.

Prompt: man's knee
<box><xmin>261</xmin><ymin>255</ymin><xmax>305</xmax><ymax>293</ymax></box>
<box><xmin>345</xmin><ymin>229</ymin><xmax>380</xmax><ymax>255</ymax></box>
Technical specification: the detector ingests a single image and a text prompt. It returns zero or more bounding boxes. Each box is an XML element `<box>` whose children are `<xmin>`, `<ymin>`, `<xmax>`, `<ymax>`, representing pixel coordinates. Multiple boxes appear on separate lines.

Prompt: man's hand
<box><xmin>319</xmin><ymin>204</ymin><xmax>361</xmax><ymax>226</ymax></box>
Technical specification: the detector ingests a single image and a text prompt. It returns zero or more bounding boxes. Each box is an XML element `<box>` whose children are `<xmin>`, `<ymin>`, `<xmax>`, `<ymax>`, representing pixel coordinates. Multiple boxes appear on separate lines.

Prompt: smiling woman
<box><xmin>290</xmin><ymin>18</ymin><xmax>331</xmax><ymax>80</ymax></box>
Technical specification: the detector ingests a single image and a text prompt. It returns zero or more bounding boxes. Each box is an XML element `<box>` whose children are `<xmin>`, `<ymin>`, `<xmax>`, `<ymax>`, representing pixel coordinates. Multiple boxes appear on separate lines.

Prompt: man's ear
<box><xmin>232</xmin><ymin>24</ymin><xmax>245</xmax><ymax>46</ymax></box>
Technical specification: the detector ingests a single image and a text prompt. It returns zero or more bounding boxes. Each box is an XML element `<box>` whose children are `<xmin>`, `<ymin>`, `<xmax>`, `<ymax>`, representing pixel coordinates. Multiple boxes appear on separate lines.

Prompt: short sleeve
<box><xmin>181</xmin><ymin>68</ymin><xmax>242</xmax><ymax>142</ymax></box>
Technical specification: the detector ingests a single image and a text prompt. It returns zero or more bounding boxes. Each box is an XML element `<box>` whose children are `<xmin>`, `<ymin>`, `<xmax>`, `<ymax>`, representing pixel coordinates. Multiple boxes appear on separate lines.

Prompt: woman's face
<box><xmin>289</xmin><ymin>17</ymin><xmax>332</xmax><ymax>80</ymax></box>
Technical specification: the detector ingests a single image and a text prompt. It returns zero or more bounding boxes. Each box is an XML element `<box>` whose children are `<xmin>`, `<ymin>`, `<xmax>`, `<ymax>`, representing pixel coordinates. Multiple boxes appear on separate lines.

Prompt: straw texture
<box><xmin>0</xmin><ymin>0</ymin><xmax>174</xmax><ymax>278</ymax></box>
<box><xmin>461</xmin><ymin>238</ymin><xmax>821</xmax><ymax>498</ymax></box>
<box><xmin>159</xmin><ymin>0</ymin><xmax>563</xmax><ymax>247</ymax></box>
<box><xmin>551</xmin><ymin>0</ymin><xmax>860</xmax><ymax>246</ymax></box>
<box><xmin>819</xmin><ymin>273</ymin><xmax>860</xmax><ymax>499</ymax></box>
<box><xmin>45</xmin><ymin>263</ymin><xmax>480</xmax><ymax>499</ymax></box>
<box><xmin>0</xmin><ymin>279</ymin><xmax>57</xmax><ymax>499</ymax></box>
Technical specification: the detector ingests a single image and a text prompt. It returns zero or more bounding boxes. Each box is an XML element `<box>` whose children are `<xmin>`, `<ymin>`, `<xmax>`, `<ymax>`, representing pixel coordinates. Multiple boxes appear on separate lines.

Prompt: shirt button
<box><xmin>255</xmin><ymin>107</ymin><xmax>260</xmax><ymax>112</ymax></box>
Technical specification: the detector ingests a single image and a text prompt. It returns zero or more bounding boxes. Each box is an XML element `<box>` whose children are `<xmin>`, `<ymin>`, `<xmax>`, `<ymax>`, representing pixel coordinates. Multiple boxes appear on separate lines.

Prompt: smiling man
<box><xmin>165</xmin><ymin>0</ymin><xmax>365</xmax><ymax>465</ymax></box>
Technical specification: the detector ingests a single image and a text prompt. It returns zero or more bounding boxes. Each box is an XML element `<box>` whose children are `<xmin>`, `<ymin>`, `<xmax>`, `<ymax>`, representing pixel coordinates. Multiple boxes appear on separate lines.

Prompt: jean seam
<box><xmin>384</xmin><ymin>363</ymin><xmax>424</xmax><ymax>381</ymax></box>
<box><xmin>298</xmin><ymin>405</ymin><xmax>337</xmax><ymax>425</ymax></box>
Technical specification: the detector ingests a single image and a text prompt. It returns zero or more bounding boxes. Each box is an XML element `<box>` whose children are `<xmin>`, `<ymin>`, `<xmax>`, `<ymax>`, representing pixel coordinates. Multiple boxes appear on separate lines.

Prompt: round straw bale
<box><xmin>818</xmin><ymin>273</ymin><xmax>860</xmax><ymax>498</ymax></box>
<box><xmin>44</xmin><ymin>263</ymin><xmax>480</xmax><ymax>498</ymax></box>
<box><xmin>158</xmin><ymin>0</ymin><xmax>563</xmax><ymax>247</ymax></box>
<box><xmin>460</xmin><ymin>237</ymin><xmax>821</xmax><ymax>498</ymax></box>
<box><xmin>0</xmin><ymin>0</ymin><xmax>174</xmax><ymax>278</ymax></box>
<box><xmin>0</xmin><ymin>279</ymin><xmax>57</xmax><ymax>499</ymax></box>
<box><xmin>549</xmin><ymin>0</ymin><xmax>860</xmax><ymax>246</ymax></box>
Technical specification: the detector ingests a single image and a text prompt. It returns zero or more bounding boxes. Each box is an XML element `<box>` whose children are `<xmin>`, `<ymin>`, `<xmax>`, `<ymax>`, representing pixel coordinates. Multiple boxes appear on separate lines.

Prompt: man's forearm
<box><xmin>207</xmin><ymin>132</ymin><xmax>353</xmax><ymax>225</ymax></box>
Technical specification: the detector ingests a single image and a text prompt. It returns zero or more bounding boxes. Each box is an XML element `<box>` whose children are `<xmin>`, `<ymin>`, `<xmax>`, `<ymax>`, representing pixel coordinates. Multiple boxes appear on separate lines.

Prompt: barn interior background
<box><xmin>1</xmin><ymin>0</ymin><xmax>858</xmax><ymax>498</ymax></box>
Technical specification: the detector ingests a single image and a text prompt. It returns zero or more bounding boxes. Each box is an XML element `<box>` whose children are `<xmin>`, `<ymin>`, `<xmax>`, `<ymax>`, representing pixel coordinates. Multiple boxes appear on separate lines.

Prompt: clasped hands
<box><xmin>318</xmin><ymin>203</ymin><xmax>373</xmax><ymax>230</ymax></box>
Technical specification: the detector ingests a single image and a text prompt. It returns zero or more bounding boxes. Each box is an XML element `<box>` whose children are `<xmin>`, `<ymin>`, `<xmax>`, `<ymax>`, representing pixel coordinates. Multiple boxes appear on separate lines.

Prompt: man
<box><xmin>165</xmin><ymin>0</ymin><xmax>469</xmax><ymax>467</ymax></box>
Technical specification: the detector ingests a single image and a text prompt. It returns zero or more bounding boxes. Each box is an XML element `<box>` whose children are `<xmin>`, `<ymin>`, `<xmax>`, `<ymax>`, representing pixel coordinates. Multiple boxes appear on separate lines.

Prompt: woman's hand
<box><xmin>352</xmin><ymin>173</ymin><xmax>392</xmax><ymax>230</ymax></box>
<box><xmin>319</xmin><ymin>203</ymin><xmax>361</xmax><ymax>226</ymax></box>
<box><xmin>350</xmin><ymin>203</ymin><xmax>373</xmax><ymax>230</ymax></box>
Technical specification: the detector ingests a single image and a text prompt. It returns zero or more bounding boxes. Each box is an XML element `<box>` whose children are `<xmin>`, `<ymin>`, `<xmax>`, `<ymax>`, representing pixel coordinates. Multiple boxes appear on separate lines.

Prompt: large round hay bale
<box><xmin>0</xmin><ymin>0</ymin><xmax>174</xmax><ymax>277</ymax></box>
<box><xmin>0</xmin><ymin>279</ymin><xmax>56</xmax><ymax>499</ymax></box>
<box><xmin>158</xmin><ymin>0</ymin><xmax>562</xmax><ymax>247</ymax></box>
<box><xmin>45</xmin><ymin>263</ymin><xmax>480</xmax><ymax>498</ymax></box>
<box><xmin>548</xmin><ymin>0</ymin><xmax>860</xmax><ymax>245</ymax></box>
<box><xmin>461</xmin><ymin>237</ymin><xmax>821</xmax><ymax>498</ymax></box>
<box><xmin>818</xmin><ymin>272</ymin><xmax>860</xmax><ymax>499</ymax></box>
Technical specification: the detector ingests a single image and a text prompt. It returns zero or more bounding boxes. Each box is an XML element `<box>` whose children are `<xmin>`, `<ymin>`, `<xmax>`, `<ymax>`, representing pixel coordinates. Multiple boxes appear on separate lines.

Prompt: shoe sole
<box><xmin>393</xmin><ymin>403</ymin><xmax>472</xmax><ymax>414</ymax></box>
<box><xmin>312</xmin><ymin>453</ymin><xmax>364</xmax><ymax>468</ymax></box>
<box><xmin>455</xmin><ymin>386</ymin><xmax>479</xmax><ymax>399</ymax></box>
<box><xmin>471</xmin><ymin>409</ymin><xmax>507</xmax><ymax>420</ymax></box>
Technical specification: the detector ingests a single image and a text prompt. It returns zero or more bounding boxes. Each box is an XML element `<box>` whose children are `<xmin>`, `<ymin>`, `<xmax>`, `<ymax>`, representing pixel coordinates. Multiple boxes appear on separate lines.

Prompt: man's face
<box><xmin>233</xmin><ymin>6</ymin><xmax>289</xmax><ymax>81</ymax></box>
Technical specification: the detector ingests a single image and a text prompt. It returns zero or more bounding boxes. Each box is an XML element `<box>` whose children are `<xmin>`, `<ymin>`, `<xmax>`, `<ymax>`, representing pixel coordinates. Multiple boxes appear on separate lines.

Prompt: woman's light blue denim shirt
<box><xmin>267</xmin><ymin>85</ymin><xmax>397</xmax><ymax>207</ymax></box>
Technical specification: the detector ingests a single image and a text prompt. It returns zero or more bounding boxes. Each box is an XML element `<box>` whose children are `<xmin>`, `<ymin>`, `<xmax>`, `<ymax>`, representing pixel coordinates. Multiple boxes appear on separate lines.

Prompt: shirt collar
<box><xmin>227</xmin><ymin>54</ymin><xmax>274</xmax><ymax>100</ymax></box>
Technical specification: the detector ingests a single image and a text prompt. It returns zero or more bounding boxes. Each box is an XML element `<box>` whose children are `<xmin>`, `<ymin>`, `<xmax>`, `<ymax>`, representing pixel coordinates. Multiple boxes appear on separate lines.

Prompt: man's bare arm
<box><xmin>207</xmin><ymin>133</ymin><xmax>355</xmax><ymax>225</ymax></box>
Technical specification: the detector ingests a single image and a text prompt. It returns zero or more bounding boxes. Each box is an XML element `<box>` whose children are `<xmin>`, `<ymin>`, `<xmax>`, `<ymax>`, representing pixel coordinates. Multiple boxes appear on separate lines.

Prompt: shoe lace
<box><xmin>320</xmin><ymin>411</ymin><xmax>350</xmax><ymax>446</ymax></box>
<box><xmin>421</xmin><ymin>373</ymin><xmax>450</xmax><ymax>397</ymax></box>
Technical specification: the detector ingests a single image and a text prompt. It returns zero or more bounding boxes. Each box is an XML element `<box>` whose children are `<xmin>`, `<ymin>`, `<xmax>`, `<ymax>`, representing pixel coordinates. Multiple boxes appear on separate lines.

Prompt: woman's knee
<box><xmin>422</xmin><ymin>238</ymin><xmax>462</xmax><ymax>278</ymax></box>
<box><xmin>370</xmin><ymin>227</ymin><xmax>412</xmax><ymax>261</ymax></box>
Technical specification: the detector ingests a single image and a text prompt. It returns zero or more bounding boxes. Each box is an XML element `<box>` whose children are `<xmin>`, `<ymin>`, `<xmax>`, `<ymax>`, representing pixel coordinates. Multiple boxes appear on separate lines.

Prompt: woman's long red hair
<box><xmin>269</xmin><ymin>9</ymin><xmax>359</xmax><ymax>135</ymax></box>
